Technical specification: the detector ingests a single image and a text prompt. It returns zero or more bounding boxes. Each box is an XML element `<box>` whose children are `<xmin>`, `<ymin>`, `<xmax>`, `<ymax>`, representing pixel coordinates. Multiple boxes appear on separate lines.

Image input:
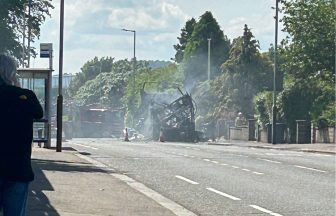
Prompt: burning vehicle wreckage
<box><xmin>134</xmin><ymin>86</ymin><xmax>201</xmax><ymax>142</ymax></box>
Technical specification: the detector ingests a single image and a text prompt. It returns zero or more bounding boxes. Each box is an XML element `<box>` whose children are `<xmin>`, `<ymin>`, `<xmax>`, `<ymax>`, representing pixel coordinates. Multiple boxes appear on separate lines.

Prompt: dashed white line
<box><xmin>76</xmin><ymin>153</ymin><xmax>197</xmax><ymax>216</ymax></box>
<box><xmin>113</xmin><ymin>174</ymin><xmax>197</xmax><ymax>216</ymax></box>
<box><xmin>252</xmin><ymin>171</ymin><xmax>264</xmax><ymax>175</ymax></box>
<box><xmin>175</xmin><ymin>175</ymin><xmax>199</xmax><ymax>185</ymax></box>
<box><xmin>249</xmin><ymin>205</ymin><xmax>282</xmax><ymax>216</ymax></box>
<box><xmin>242</xmin><ymin>168</ymin><xmax>250</xmax><ymax>172</ymax></box>
<box><xmin>206</xmin><ymin>188</ymin><xmax>241</xmax><ymax>201</ymax></box>
<box><xmin>203</xmin><ymin>159</ymin><xmax>211</xmax><ymax>162</ymax></box>
<box><xmin>72</xmin><ymin>143</ymin><xmax>98</xmax><ymax>150</ymax></box>
<box><xmin>211</xmin><ymin>161</ymin><xmax>219</xmax><ymax>164</ymax></box>
<box><xmin>183</xmin><ymin>154</ymin><xmax>189</xmax><ymax>157</ymax></box>
<box><xmin>294</xmin><ymin>165</ymin><xmax>327</xmax><ymax>173</ymax></box>
<box><xmin>231</xmin><ymin>166</ymin><xmax>239</xmax><ymax>169</ymax></box>
<box><xmin>257</xmin><ymin>158</ymin><xmax>282</xmax><ymax>164</ymax></box>
<box><xmin>220</xmin><ymin>163</ymin><xmax>228</xmax><ymax>166</ymax></box>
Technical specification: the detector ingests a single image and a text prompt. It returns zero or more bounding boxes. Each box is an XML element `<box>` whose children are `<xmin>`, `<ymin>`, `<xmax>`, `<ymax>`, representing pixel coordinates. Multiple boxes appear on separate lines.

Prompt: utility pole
<box><xmin>56</xmin><ymin>0</ymin><xmax>64</xmax><ymax>152</ymax></box>
<box><xmin>207</xmin><ymin>38</ymin><xmax>211</xmax><ymax>81</ymax></box>
<box><xmin>27</xmin><ymin>0</ymin><xmax>32</xmax><ymax>67</ymax></box>
<box><xmin>121</xmin><ymin>29</ymin><xmax>136</xmax><ymax>91</ymax></box>
<box><xmin>22</xmin><ymin>4</ymin><xmax>27</xmax><ymax>67</ymax></box>
<box><xmin>272</xmin><ymin>0</ymin><xmax>279</xmax><ymax>144</ymax></box>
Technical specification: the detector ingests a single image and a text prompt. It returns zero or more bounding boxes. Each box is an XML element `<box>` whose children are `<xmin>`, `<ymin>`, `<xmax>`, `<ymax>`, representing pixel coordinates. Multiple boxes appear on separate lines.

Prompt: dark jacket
<box><xmin>0</xmin><ymin>85</ymin><xmax>43</xmax><ymax>182</ymax></box>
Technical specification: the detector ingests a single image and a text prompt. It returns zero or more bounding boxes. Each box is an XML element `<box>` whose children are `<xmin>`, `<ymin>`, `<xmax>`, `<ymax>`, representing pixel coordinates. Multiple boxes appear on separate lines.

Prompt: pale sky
<box><xmin>31</xmin><ymin>0</ymin><xmax>284</xmax><ymax>74</ymax></box>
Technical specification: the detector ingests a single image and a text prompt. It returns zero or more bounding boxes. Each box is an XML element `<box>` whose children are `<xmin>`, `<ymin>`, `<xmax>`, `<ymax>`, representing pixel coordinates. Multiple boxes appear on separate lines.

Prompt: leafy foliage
<box><xmin>213</xmin><ymin>25</ymin><xmax>273</xmax><ymax>119</ymax></box>
<box><xmin>0</xmin><ymin>0</ymin><xmax>54</xmax><ymax>61</ymax></box>
<box><xmin>173</xmin><ymin>18</ymin><xmax>196</xmax><ymax>63</ymax></box>
<box><xmin>280</xmin><ymin>0</ymin><xmax>335</xmax><ymax>80</ymax></box>
<box><xmin>182</xmin><ymin>11</ymin><xmax>231</xmax><ymax>85</ymax></box>
<box><xmin>276</xmin><ymin>0</ymin><xmax>336</xmax><ymax>129</ymax></box>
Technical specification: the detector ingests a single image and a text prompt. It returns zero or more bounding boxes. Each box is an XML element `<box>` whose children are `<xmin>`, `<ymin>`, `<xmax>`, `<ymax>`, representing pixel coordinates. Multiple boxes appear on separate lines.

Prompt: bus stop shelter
<box><xmin>17</xmin><ymin>68</ymin><xmax>52</xmax><ymax>148</ymax></box>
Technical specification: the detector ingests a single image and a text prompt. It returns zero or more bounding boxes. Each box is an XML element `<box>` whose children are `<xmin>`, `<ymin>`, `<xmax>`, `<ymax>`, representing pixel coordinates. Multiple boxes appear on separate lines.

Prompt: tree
<box><xmin>213</xmin><ymin>25</ymin><xmax>273</xmax><ymax>119</ymax></box>
<box><xmin>280</xmin><ymin>0</ymin><xmax>335</xmax><ymax>81</ymax></box>
<box><xmin>173</xmin><ymin>18</ymin><xmax>196</xmax><ymax>63</ymax></box>
<box><xmin>0</xmin><ymin>0</ymin><xmax>54</xmax><ymax>61</ymax></box>
<box><xmin>67</xmin><ymin>57</ymin><xmax>115</xmax><ymax>97</ymax></box>
<box><xmin>183</xmin><ymin>11</ymin><xmax>231</xmax><ymax>85</ymax></box>
<box><xmin>276</xmin><ymin>0</ymin><xmax>336</xmax><ymax>131</ymax></box>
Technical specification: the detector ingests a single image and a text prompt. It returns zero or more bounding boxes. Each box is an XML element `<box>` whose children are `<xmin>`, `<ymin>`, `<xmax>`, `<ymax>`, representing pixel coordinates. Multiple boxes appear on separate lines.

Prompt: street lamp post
<box><xmin>272</xmin><ymin>0</ymin><xmax>279</xmax><ymax>144</ymax></box>
<box><xmin>122</xmin><ymin>29</ymin><xmax>136</xmax><ymax>91</ymax></box>
<box><xmin>207</xmin><ymin>38</ymin><xmax>211</xmax><ymax>81</ymax></box>
<box><xmin>56</xmin><ymin>0</ymin><xmax>65</xmax><ymax>152</ymax></box>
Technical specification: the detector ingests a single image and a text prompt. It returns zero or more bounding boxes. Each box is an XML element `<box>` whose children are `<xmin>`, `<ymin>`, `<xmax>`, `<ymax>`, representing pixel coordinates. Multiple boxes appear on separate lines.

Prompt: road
<box><xmin>65</xmin><ymin>138</ymin><xmax>335</xmax><ymax>216</ymax></box>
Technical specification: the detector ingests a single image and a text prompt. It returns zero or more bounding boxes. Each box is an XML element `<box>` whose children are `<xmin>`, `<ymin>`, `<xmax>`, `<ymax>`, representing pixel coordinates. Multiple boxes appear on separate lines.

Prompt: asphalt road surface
<box><xmin>65</xmin><ymin>138</ymin><xmax>336</xmax><ymax>216</ymax></box>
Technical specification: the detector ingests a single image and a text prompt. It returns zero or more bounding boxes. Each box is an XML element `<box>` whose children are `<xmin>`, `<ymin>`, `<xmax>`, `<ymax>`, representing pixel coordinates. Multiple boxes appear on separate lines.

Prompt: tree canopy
<box><xmin>0</xmin><ymin>0</ymin><xmax>53</xmax><ymax>62</ymax></box>
<box><xmin>181</xmin><ymin>11</ymin><xmax>231</xmax><ymax>86</ymax></box>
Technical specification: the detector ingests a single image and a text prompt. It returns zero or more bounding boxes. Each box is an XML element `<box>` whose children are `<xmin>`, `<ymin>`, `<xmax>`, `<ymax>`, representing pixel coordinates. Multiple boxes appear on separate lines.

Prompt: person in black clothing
<box><xmin>0</xmin><ymin>54</ymin><xmax>43</xmax><ymax>216</ymax></box>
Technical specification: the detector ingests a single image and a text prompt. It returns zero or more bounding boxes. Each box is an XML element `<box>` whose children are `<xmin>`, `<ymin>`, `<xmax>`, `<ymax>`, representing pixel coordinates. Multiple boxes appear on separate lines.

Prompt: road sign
<box><xmin>40</xmin><ymin>43</ymin><xmax>53</xmax><ymax>58</ymax></box>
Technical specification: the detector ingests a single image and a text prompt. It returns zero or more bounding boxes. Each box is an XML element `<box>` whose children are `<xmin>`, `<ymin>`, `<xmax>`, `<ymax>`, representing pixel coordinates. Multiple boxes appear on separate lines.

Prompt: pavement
<box><xmin>26</xmin><ymin>140</ymin><xmax>335</xmax><ymax>216</ymax></box>
<box><xmin>28</xmin><ymin>146</ymin><xmax>175</xmax><ymax>216</ymax></box>
<box><xmin>208</xmin><ymin>140</ymin><xmax>336</xmax><ymax>154</ymax></box>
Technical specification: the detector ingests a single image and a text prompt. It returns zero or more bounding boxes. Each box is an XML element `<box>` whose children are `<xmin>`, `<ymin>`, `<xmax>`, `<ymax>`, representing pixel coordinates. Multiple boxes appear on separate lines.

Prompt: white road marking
<box><xmin>294</xmin><ymin>165</ymin><xmax>327</xmax><ymax>173</ymax></box>
<box><xmin>249</xmin><ymin>205</ymin><xmax>282</xmax><ymax>216</ymax></box>
<box><xmin>211</xmin><ymin>161</ymin><xmax>219</xmax><ymax>164</ymax></box>
<box><xmin>242</xmin><ymin>168</ymin><xmax>250</xmax><ymax>172</ymax></box>
<box><xmin>75</xmin><ymin>153</ymin><xmax>197</xmax><ymax>216</ymax></box>
<box><xmin>253</xmin><ymin>171</ymin><xmax>264</xmax><ymax>175</ymax></box>
<box><xmin>113</xmin><ymin>174</ymin><xmax>197</xmax><ymax>216</ymax></box>
<box><xmin>220</xmin><ymin>163</ymin><xmax>228</xmax><ymax>166</ymax></box>
<box><xmin>231</xmin><ymin>166</ymin><xmax>239</xmax><ymax>169</ymax></box>
<box><xmin>72</xmin><ymin>143</ymin><xmax>98</xmax><ymax>150</ymax></box>
<box><xmin>257</xmin><ymin>158</ymin><xmax>282</xmax><ymax>164</ymax></box>
<box><xmin>206</xmin><ymin>188</ymin><xmax>241</xmax><ymax>201</ymax></box>
<box><xmin>183</xmin><ymin>154</ymin><xmax>189</xmax><ymax>157</ymax></box>
<box><xmin>189</xmin><ymin>155</ymin><xmax>195</xmax><ymax>158</ymax></box>
<box><xmin>203</xmin><ymin>159</ymin><xmax>211</xmax><ymax>162</ymax></box>
<box><xmin>175</xmin><ymin>175</ymin><xmax>199</xmax><ymax>185</ymax></box>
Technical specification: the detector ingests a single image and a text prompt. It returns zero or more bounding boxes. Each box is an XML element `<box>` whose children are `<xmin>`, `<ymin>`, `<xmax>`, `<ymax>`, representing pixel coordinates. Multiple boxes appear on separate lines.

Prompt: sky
<box><xmin>31</xmin><ymin>0</ymin><xmax>284</xmax><ymax>74</ymax></box>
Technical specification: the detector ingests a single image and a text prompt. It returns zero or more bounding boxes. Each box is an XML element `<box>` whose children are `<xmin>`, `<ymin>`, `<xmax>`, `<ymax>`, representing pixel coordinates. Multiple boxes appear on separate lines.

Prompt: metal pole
<box><xmin>272</xmin><ymin>0</ymin><xmax>279</xmax><ymax>144</ymax></box>
<box><xmin>133</xmin><ymin>30</ymin><xmax>136</xmax><ymax>92</ymax></box>
<box><xmin>207</xmin><ymin>38</ymin><xmax>211</xmax><ymax>81</ymax></box>
<box><xmin>56</xmin><ymin>0</ymin><xmax>64</xmax><ymax>152</ymax></box>
<box><xmin>22</xmin><ymin>4</ymin><xmax>27</xmax><ymax>67</ymax></box>
<box><xmin>27</xmin><ymin>0</ymin><xmax>32</xmax><ymax>67</ymax></box>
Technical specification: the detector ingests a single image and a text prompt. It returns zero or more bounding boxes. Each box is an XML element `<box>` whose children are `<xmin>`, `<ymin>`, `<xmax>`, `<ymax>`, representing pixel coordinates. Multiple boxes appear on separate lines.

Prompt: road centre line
<box><xmin>206</xmin><ymin>188</ymin><xmax>241</xmax><ymax>201</ymax></box>
<box><xmin>72</xmin><ymin>143</ymin><xmax>98</xmax><ymax>150</ymax></box>
<box><xmin>211</xmin><ymin>161</ymin><xmax>219</xmax><ymax>164</ymax></box>
<box><xmin>203</xmin><ymin>159</ymin><xmax>211</xmax><ymax>162</ymax></box>
<box><xmin>253</xmin><ymin>171</ymin><xmax>264</xmax><ymax>175</ymax></box>
<box><xmin>294</xmin><ymin>165</ymin><xmax>327</xmax><ymax>173</ymax></box>
<box><xmin>242</xmin><ymin>168</ymin><xmax>250</xmax><ymax>172</ymax></box>
<box><xmin>175</xmin><ymin>175</ymin><xmax>199</xmax><ymax>185</ymax></box>
<box><xmin>220</xmin><ymin>163</ymin><xmax>228</xmax><ymax>166</ymax></box>
<box><xmin>257</xmin><ymin>158</ymin><xmax>282</xmax><ymax>164</ymax></box>
<box><xmin>249</xmin><ymin>205</ymin><xmax>282</xmax><ymax>216</ymax></box>
<box><xmin>231</xmin><ymin>166</ymin><xmax>239</xmax><ymax>169</ymax></box>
